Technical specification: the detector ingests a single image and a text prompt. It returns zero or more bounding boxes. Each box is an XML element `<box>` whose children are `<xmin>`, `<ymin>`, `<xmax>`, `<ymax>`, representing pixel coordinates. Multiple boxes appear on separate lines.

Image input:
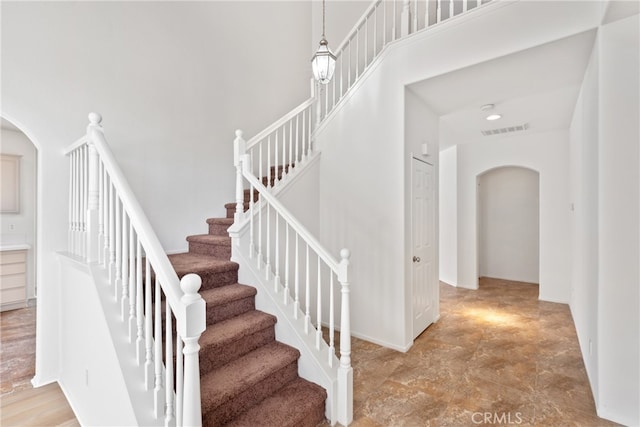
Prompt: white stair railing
<box><xmin>241</xmin><ymin>94</ymin><xmax>317</xmax><ymax>195</ymax></box>
<box><xmin>65</xmin><ymin>113</ymin><xmax>206</xmax><ymax>427</ymax></box>
<box><xmin>316</xmin><ymin>0</ymin><xmax>492</xmax><ymax>123</ymax></box>
<box><xmin>231</xmin><ymin>129</ymin><xmax>353</xmax><ymax>426</ymax></box>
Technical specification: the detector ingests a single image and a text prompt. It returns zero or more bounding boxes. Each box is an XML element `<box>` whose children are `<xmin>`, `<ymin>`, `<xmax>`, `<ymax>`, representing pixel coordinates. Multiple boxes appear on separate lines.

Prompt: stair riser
<box><xmin>208</xmin><ymin>296</ymin><xmax>255</xmax><ymax>325</ymax></box>
<box><xmin>203</xmin><ymin>362</ymin><xmax>299</xmax><ymax>427</ymax></box>
<box><xmin>200</xmin><ymin>327</ymin><xmax>275</xmax><ymax>375</ymax></box>
<box><xmin>189</xmin><ymin>241</ymin><xmax>231</xmax><ymax>259</ymax></box>
<box><xmin>225</xmin><ymin>205</ymin><xmax>249</xmax><ymax>219</ymax></box>
<box><xmin>195</xmin><ymin>269</ymin><xmax>238</xmax><ymax>290</ymax></box>
<box><xmin>208</xmin><ymin>222</ymin><xmax>232</xmax><ymax>236</ymax></box>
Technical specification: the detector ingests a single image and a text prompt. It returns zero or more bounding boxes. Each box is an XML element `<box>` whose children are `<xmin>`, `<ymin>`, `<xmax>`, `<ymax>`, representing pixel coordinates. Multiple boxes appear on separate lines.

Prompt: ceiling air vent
<box><xmin>481</xmin><ymin>123</ymin><xmax>529</xmax><ymax>136</ymax></box>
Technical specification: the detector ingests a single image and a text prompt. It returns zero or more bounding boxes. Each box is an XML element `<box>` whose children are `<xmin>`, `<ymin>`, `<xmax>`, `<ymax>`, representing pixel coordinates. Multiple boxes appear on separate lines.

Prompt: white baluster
<box><xmin>98</xmin><ymin>160</ymin><xmax>104</xmax><ymax>262</ymax></box>
<box><xmin>287</xmin><ymin>120</ymin><xmax>292</xmax><ymax>175</ymax></box>
<box><xmin>102</xmin><ymin>170</ymin><xmax>109</xmax><ymax>267</ymax></box>
<box><xmin>154</xmin><ymin>277</ymin><xmax>165</xmax><ymax>418</ymax></box>
<box><xmin>449</xmin><ymin>0</ymin><xmax>454</xmax><ymax>18</ymax></box>
<box><xmin>145</xmin><ymin>258</ymin><xmax>153</xmax><ymax>390</ymax></box>
<box><xmin>340</xmin><ymin>52</ymin><xmax>344</xmax><ymax>99</ymax></box>
<box><xmin>356</xmin><ymin>28</ymin><xmax>360</xmax><ymax>78</ymax></box>
<box><xmin>414</xmin><ymin>0</ymin><xmax>419</xmax><ymax>32</ymax></box>
<box><xmin>121</xmin><ymin>209</ymin><xmax>129</xmax><ymax>321</ymax></box>
<box><xmin>267</xmin><ymin>135</ymin><xmax>272</xmax><ymax>189</ymax></box>
<box><xmin>364</xmin><ymin>16</ymin><xmax>369</xmax><ymax>69</ymax></box>
<box><xmin>259</xmin><ymin>142</ymin><xmax>263</xmax><ymax>189</ymax></box>
<box><xmin>463</xmin><ymin>0</ymin><xmax>468</xmax><ymax>12</ymax></box>
<box><xmin>80</xmin><ymin>146</ymin><xmax>86</xmax><ymax>258</ymax></box>
<box><xmin>68</xmin><ymin>151</ymin><xmax>74</xmax><ymax>254</ymax></box>
<box><xmin>114</xmin><ymin>196</ymin><xmax>122</xmax><ymax>300</ymax></box>
<box><xmin>348</xmin><ymin>40</ymin><xmax>352</xmax><ymax>87</ymax></box>
<box><xmin>129</xmin><ymin>229</ymin><xmax>136</xmax><ymax>342</ymax></box>
<box><xmin>337</xmin><ymin>248</ymin><xmax>353</xmax><ymax>426</ymax></box>
<box><xmin>329</xmin><ymin>272</ymin><xmax>335</xmax><ymax>366</ymax></box>
<box><xmin>274</xmin><ymin>128</ymin><xmax>279</xmax><ymax>186</ymax></box>
<box><xmin>383</xmin><ymin>0</ymin><xmax>387</xmax><ymax>46</ymax></box>
<box><xmin>164</xmin><ymin>301</ymin><xmax>174</xmax><ymax>426</ymax></box>
<box><xmin>265</xmin><ymin>203</ymin><xmax>271</xmax><ymax>279</ymax></box>
<box><xmin>305</xmin><ymin>244</ymin><xmax>310</xmax><ymax>334</ymax></box>
<box><xmin>393</xmin><ymin>0</ymin><xmax>398</xmax><ymax>41</ymax></box>
<box><xmin>257</xmin><ymin>188</ymin><xmax>263</xmax><ymax>270</ymax></box>
<box><xmin>316</xmin><ymin>257</ymin><xmax>322</xmax><ymax>350</ymax></box>
<box><xmin>295</xmin><ymin>114</ymin><xmax>300</xmax><ymax>165</ymax></box>
<box><xmin>108</xmin><ymin>181</ymin><xmax>116</xmax><ymax>283</ymax></box>
<box><xmin>249</xmin><ymin>183</ymin><xmax>255</xmax><ymax>258</ymax></box>
<box><xmin>136</xmin><ymin>240</ymin><xmax>144</xmax><ymax>365</ymax></box>
<box><xmin>425</xmin><ymin>0</ymin><xmax>431</xmax><ymax>28</ymax></box>
<box><xmin>179</xmin><ymin>274</ymin><xmax>205</xmax><ymax>427</ymax></box>
<box><xmin>294</xmin><ymin>233</ymin><xmax>300</xmax><ymax>319</ymax></box>
<box><xmin>274</xmin><ymin>213</ymin><xmax>280</xmax><ymax>291</ymax></box>
<box><xmin>176</xmin><ymin>336</ymin><xmax>183</xmax><ymax>426</ymax></box>
<box><xmin>86</xmin><ymin>122</ymin><xmax>100</xmax><ymax>263</ymax></box>
<box><xmin>373</xmin><ymin>6</ymin><xmax>378</xmax><ymax>57</ymax></box>
<box><xmin>301</xmin><ymin>110</ymin><xmax>307</xmax><ymax>162</ymax></box>
<box><xmin>437</xmin><ymin>0</ymin><xmax>442</xmax><ymax>22</ymax></box>
<box><xmin>401</xmin><ymin>0</ymin><xmax>411</xmax><ymax>36</ymax></box>
<box><xmin>284</xmin><ymin>223</ymin><xmax>289</xmax><ymax>305</ymax></box>
<box><xmin>234</xmin><ymin>130</ymin><xmax>246</xmax><ymax>223</ymax></box>
<box><xmin>308</xmin><ymin>104</ymin><xmax>313</xmax><ymax>153</ymax></box>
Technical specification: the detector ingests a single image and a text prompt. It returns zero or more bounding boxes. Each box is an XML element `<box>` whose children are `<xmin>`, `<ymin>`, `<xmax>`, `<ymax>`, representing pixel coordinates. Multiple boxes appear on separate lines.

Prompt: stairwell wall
<box><xmin>314</xmin><ymin>0</ymin><xmax>601</xmax><ymax>350</ymax></box>
<box><xmin>1</xmin><ymin>0</ymin><xmax>311</xmax><ymax>387</ymax></box>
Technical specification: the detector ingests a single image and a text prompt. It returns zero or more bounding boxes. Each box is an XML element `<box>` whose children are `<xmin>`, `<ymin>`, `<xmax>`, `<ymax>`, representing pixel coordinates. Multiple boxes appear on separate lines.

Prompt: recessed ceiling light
<box><xmin>486</xmin><ymin>114</ymin><xmax>502</xmax><ymax>121</ymax></box>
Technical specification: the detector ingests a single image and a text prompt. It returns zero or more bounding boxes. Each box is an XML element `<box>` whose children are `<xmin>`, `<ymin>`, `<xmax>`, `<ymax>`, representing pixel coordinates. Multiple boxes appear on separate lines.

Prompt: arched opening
<box><xmin>1</xmin><ymin>116</ymin><xmax>38</xmax><ymax>391</ymax></box>
<box><xmin>477</xmin><ymin>166</ymin><xmax>539</xmax><ymax>288</ymax></box>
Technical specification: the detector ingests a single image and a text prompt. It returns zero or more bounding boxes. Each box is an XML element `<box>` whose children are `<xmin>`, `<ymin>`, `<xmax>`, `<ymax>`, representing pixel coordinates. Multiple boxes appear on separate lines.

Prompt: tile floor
<box><xmin>341</xmin><ymin>278</ymin><xmax>619</xmax><ymax>426</ymax></box>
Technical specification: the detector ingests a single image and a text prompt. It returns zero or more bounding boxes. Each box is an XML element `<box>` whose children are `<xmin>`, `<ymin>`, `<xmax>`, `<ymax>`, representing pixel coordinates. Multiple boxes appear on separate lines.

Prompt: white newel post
<box><xmin>337</xmin><ymin>248</ymin><xmax>353</xmax><ymax>426</ymax></box>
<box><xmin>85</xmin><ymin>113</ymin><xmax>103</xmax><ymax>263</ymax></box>
<box><xmin>401</xmin><ymin>0</ymin><xmax>411</xmax><ymax>36</ymax></box>
<box><xmin>179</xmin><ymin>274</ymin><xmax>205</xmax><ymax>427</ymax></box>
<box><xmin>233</xmin><ymin>130</ymin><xmax>246</xmax><ymax>225</ymax></box>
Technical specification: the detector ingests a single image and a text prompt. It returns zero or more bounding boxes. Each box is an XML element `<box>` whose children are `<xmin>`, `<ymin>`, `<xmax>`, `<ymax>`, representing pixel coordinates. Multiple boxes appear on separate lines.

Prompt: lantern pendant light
<box><xmin>311</xmin><ymin>0</ymin><xmax>336</xmax><ymax>85</ymax></box>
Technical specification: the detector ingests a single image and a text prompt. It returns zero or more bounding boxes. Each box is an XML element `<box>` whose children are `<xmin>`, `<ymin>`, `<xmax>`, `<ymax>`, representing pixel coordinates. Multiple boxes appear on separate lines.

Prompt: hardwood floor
<box><xmin>0</xmin><ymin>306</ymin><xmax>79</xmax><ymax>426</ymax></box>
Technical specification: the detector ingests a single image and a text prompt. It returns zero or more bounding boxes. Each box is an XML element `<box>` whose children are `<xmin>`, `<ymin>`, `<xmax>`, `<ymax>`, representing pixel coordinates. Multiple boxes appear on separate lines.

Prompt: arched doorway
<box><xmin>477</xmin><ymin>166</ymin><xmax>539</xmax><ymax>286</ymax></box>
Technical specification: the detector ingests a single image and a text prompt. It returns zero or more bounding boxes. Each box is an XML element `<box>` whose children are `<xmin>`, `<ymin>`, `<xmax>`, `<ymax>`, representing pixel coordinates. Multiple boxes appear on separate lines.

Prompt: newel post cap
<box><xmin>88</xmin><ymin>112</ymin><xmax>103</xmax><ymax>126</ymax></box>
<box><xmin>180</xmin><ymin>273</ymin><xmax>202</xmax><ymax>304</ymax></box>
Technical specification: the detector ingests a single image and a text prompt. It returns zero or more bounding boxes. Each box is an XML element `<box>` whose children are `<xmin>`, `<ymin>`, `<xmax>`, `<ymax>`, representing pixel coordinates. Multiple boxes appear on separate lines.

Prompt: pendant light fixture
<box><xmin>311</xmin><ymin>0</ymin><xmax>336</xmax><ymax>85</ymax></box>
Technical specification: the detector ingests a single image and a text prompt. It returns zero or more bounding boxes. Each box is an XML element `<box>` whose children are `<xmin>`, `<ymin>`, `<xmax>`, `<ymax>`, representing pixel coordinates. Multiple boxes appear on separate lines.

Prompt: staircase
<box><xmin>169</xmin><ymin>167</ymin><xmax>327</xmax><ymax>427</ymax></box>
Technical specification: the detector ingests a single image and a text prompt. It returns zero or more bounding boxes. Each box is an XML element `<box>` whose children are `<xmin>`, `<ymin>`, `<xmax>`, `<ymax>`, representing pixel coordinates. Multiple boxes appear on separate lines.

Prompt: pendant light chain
<box><xmin>322</xmin><ymin>0</ymin><xmax>326</xmax><ymax>39</ymax></box>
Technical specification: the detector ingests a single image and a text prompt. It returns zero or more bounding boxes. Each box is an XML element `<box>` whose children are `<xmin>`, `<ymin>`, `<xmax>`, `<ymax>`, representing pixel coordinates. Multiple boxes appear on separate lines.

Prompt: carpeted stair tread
<box><xmin>200</xmin><ymin>284</ymin><xmax>256</xmax><ymax>308</ymax></box>
<box><xmin>225</xmin><ymin>378</ymin><xmax>327</xmax><ymax>427</ymax></box>
<box><xmin>200</xmin><ymin>310</ymin><xmax>276</xmax><ymax>349</ymax></box>
<box><xmin>168</xmin><ymin>252</ymin><xmax>238</xmax><ymax>275</ymax></box>
<box><xmin>199</xmin><ymin>284</ymin><xmax>256</xmax><ymax>324</ymax></box>
<box><xmin>201</xmin><ymin>341</ymin><xmax>300</xmax><ymax>414</ymax></box>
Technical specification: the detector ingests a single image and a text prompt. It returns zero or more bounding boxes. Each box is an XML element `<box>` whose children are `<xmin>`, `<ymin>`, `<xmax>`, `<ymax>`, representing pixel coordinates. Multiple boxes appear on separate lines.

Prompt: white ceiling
<box><xmin>407</xmin><ymin>29</ymin><xmax>598</xmax><ymax>150</ymax></box>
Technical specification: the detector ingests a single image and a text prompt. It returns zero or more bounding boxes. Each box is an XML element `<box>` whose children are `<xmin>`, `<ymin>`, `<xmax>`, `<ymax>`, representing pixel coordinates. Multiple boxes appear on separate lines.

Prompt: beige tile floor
<box><xmin>338</xmin><ymin>278</ymin><xmax>619</xmax><ymax>426</ymax></box>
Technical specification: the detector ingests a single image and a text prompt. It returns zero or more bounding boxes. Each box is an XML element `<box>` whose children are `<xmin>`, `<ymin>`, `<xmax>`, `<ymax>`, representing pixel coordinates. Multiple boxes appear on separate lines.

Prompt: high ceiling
<box><xmin>407</xmin><ymin>29</ymin><xmax>598</xmax><ymax>150</ymax></box>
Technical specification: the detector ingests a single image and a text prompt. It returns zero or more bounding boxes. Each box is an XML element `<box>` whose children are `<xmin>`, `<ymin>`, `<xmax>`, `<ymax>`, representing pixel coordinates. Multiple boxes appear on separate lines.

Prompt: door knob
<box><xmin>413</xmin><ymin>256</ymin><xmax>421</xmax><ymax>262</ymax></box>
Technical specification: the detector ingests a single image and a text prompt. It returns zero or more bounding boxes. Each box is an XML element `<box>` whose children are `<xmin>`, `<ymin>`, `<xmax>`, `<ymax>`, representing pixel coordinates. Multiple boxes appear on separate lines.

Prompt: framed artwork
<box><xmin>1</xmin><ymin>154</ymin><xmax>21</xmax><ymax>213</ymax></box>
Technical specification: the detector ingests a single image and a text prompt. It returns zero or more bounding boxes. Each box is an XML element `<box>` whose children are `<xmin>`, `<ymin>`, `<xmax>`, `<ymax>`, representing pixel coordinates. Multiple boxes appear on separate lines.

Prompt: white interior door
<box><xmin>412</xmin><ymin>157</ymin><xmax>435</xmax><ymax>339</ymax></box>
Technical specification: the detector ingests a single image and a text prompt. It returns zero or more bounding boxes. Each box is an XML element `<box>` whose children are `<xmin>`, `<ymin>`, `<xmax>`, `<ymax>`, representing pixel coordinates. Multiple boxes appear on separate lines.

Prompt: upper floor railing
<box><xmin>65</xmin><ymin>113</ymin><xmax>205</xmax><ymax>427</ymax></box>
<box><xmin>317</xmin><ymin>0</ymin><xmax>492</xmax><ymax>122</ymax></box>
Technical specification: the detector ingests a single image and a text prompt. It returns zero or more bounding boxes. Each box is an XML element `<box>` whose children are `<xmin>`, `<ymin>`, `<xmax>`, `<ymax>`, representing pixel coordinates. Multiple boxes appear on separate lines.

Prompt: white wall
<box><xmin>1</xmin><ymin>0</ymin><xmax>311</xmax><ymax>386</ymax></box>
<box><xmin>596</xmin><ymin>14</ymin><xmax>639</xmax><ymax>425</ymax></box>
<box><xmin>1</xmin><ymin>128</ymin><xmax>37</xmax><ymax>300</ymax></box>
<box><xmin>456</xmin><ymin>131</ymin><xmax>571</xmax><ymax>302</ymax></box>
<box><xmin>315</xmin><ymin>0</ymin><xmax>601</xmax><ymax>350</ymax></box>
<box><xmin>569</xmin><ymin>30</ymin><xmax>600</xmax><ymax>408</ymax></box>
<box><xmin>569</xmin><ymin>12</ymin><xmax>639</xmax><ymax>426</ymax></box>
<box><xmin>478</xmin><ymin>167</ymin><xmax>539</xmax><ymax>284</ymax></box>
<box><xmin>438</xmin><ymin>146</ymin><xmax>458</xmax><ymax>286</ymax></box>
